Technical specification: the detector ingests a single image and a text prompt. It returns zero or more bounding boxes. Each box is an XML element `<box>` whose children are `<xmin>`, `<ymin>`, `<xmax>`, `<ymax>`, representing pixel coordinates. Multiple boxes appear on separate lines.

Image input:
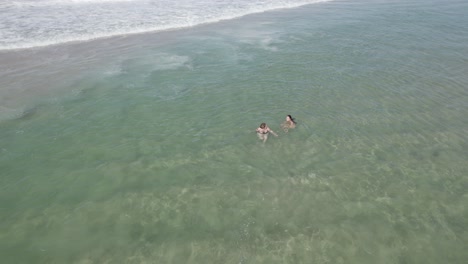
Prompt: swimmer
<box><xmin>256</xmin><ymin>122</ymin><xmax>278</xmax><ymax>143</ymax></box>
<box><xmin>281</xmin><ymin>115</ymin><xmax>296</xmax><ymax>133</ymax></box>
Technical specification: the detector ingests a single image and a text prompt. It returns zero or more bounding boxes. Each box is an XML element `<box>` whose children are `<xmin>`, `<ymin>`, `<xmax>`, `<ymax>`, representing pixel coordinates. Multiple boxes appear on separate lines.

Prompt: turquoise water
<box><xmin>1</xmin><ymin>0</ymin><xmax>468</xmax><ymax>263</ymax></box>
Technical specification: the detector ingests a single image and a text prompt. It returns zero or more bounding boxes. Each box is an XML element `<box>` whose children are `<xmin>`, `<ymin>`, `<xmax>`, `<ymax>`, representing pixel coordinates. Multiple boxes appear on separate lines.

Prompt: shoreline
<box><xmin>0</xmin><ymin>0</ymin><xmax>333</xmax><ymax>52</ymax></box>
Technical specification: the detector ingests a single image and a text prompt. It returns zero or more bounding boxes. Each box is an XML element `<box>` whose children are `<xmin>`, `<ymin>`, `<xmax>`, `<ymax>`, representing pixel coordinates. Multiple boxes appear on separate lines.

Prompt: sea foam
<box><xmin>0</xmin><ymin>0</ymin><xmax>332</xmax><ymax>51</ymax></box>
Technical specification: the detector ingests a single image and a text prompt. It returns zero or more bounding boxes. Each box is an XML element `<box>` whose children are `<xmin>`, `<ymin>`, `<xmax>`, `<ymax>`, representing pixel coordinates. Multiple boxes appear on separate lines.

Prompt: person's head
<box><xmin>286</xmin><ymin>115</ymin><xmax>296</xmax><ymax>123</ymax></box>
<box><xmin>260</xmin><ymin>123</ymin><xmax>266</xmax><ymax>128</ymax></box>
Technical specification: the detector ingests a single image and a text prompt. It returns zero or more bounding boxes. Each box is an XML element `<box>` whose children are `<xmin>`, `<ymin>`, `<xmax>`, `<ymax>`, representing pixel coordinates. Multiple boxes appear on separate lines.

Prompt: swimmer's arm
<box><xmin>269</xmin><ymin>129</ymin><xmax>278</xmax><ymax>137</ymax></box>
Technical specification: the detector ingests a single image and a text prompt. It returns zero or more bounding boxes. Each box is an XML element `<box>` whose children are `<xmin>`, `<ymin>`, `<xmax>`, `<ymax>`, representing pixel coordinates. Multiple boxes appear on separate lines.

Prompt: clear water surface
<box><xmin>0</xmin><ymin>0</ymin><xmax>467</xmax><ymax>263</ymax></box>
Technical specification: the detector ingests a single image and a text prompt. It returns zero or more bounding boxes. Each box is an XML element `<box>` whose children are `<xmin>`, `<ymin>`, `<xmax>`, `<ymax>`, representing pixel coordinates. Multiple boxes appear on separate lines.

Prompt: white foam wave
<box><xmin>0</xmin><ymin>0</ymin><xmax>334</xmax><ymax>51</ymax></box>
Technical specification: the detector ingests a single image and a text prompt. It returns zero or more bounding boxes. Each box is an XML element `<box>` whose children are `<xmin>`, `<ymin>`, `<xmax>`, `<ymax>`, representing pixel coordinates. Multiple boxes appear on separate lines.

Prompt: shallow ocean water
<box><xmin>1</xmin><ymin>0</ymin><xmax>467</xmax><ymax>263</ymax></box>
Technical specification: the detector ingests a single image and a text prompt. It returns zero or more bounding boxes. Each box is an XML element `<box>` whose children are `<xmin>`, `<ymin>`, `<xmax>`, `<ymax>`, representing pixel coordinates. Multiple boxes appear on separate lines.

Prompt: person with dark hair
<box><xmin>256</xmin><ymin>122</ymin><xmax>278</xmax><ymax>143</ymax></box>
<box><xmin>281</xmin><ymin>115</ymin><xmax>296</xmax><ymax>132</ymax></box>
